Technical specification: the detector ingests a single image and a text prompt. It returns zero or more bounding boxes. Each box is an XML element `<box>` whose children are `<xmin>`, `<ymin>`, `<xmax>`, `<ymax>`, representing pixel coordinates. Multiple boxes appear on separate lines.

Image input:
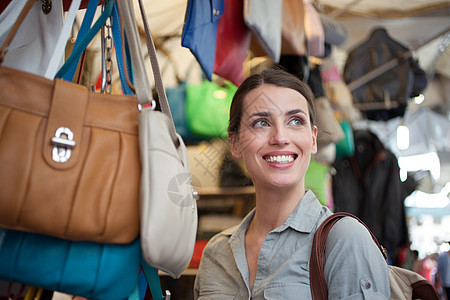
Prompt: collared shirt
<box><xmin>194</xmin><ymin>190</ymin><xmax>390</xmax><ymax>299</ymax></box>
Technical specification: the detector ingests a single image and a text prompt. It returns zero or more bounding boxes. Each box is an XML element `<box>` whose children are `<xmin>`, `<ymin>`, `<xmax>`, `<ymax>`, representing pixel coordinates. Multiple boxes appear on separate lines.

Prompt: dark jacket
<box><xmin>343</xmin><ymin>27</ymin><xmax>427</xmax><ymax>121</ymax></box>
<box><xmin>332</xmin><ymin>130</ymin><xmax>409</xmax><ymax>264</ymax></box>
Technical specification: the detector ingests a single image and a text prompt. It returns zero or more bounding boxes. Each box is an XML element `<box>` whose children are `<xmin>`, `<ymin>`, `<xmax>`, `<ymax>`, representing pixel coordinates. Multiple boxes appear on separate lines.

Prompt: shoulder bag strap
<box><xmin>0</xmin><ymin>0</ymin><xmax>35</xmax><ymax>63</ymax></box>
<box><xmin>43</xmin><ymin>0</ymin><xmax>82</xmax><ymax>79</ymax></box>
<box><xmin>309</xmin><ymin>212</ymin><xmax>387</xmax><ymax>300</ymax></box>
<box><xmin>61</xmin><ymin>0</ymin><xmax>100</xmax><ymax>82</ymax></box>
<box><xmin>117</xmin><ymin>2</ymin><xmax>175</xmax><ymax>299</ymax></box>
<box><xmin>117</xmin><ymin>0</ymin><xmax>173</xmax><ymax>122</ymax></box>
<box><xmin>54</xmin><ymin>0</ymin><xmax>114</xmax><ymax>79</ymax></box>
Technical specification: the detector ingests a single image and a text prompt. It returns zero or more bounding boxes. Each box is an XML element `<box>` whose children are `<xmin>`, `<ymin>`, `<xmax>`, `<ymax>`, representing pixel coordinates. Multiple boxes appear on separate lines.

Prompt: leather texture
<box><xmin>0</xmin><ymin>66</ymin><xmax>140</xmax><ymax>244</ymax></box>
<box><xmin>244</xmin><ymin>0</ymin><xmax>282</xmax><ymax>63</ymax></box>
<box><xmin>213</xmin><ymin>0</ymin><xmax>251</xmax><ymax>86</ymax></box>
<box><xmin>281</xmin><ymin>0</ymin><xmax>306</xmax><ymax>56</ymax></box>
<box><xmin>343</xmin><ymin>27</ymin><xmax>427</xmax><ymax>121</ymax></box>
<box><xmin>0</xmin><ymin>228</ymin><xmax>140</xmax><ymax>299</ymax></box>
<box><xmin>314</xmin><ymin>97</ymin><xmax>345</xmax><ymax>149</ymax></box>
<box><xmin>139</xmin><ymin>108</ymin><xmax>198</xmax><ymax>279</ymax></box>
<box><xmin>181</xmin><ymin>0</ymin><xmax>224</xmax><ymax>81</ymax></box>
<box><xmin>119</xmin><ymin>0</ymin><xmax>198</xmax><ymax>279</ymax></box>
<box><xmin>309</xmin><ymin>212</ymin><xmax>440</xmax><ymax>300</ymax></box>
<box><xmin>185</xmin><ymin>79</ymin><xmax>237</xmax><ymax>139</ymax></box>
<box><xmin>303</xmin><ymin>0</ymin><xmax>325</xmax><ymax>58</ymax></box>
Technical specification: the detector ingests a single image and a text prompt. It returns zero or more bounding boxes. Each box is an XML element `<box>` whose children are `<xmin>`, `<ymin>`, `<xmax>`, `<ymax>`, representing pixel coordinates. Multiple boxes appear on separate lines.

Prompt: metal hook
<box><xmin>41</xmin><ymin>0</ymin><xmax>52</xmax><ymax>14</ymax></box>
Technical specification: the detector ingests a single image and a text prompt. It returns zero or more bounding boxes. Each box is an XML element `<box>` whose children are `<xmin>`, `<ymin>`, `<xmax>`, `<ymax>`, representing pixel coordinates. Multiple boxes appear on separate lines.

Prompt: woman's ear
<box><xmin>228</xmin><ymin>133</ymin><xmax>242</xmax><ymax>158</ymax></box>
<box><xmin>311</xmin><ymin>126</ymin><xmax>318</xmax><ymax>155</ymax></box>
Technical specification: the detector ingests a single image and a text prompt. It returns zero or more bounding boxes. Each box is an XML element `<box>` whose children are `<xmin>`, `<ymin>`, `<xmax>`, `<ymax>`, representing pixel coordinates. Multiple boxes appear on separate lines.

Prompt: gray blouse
<box><xmin>194</xmin><ymin>190</ymin><xmax>390</xmax><ymax>299</ymax></box>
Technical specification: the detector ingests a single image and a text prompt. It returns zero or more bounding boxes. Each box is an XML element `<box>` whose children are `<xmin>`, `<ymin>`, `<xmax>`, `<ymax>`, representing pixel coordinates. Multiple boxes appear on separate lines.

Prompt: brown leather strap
<box><xmin>0</xmin><ymin>0</ymin><xmax>36</xmax><ymax>63</ymax></box>
<box><xmin>309</xmin><ymin>212</ymin><xmax>386</xmax><ymax>299</ymax></box>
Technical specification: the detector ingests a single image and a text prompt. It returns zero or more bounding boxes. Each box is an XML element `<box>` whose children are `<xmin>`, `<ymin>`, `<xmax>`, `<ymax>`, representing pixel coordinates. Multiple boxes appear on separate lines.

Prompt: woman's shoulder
<box><xmin>325</xmin><ymin>215</ymin><xmax>380</xmax><ymax>254</ymax></box>
<box><xmin>331</xmin><ymin>216</ymin><xmax>371</xmax><ymax>238</ymax></box>
<box><xmin>202</xmin><ymin>225</ymin><xmax>239</xmax><ymax>256</ymax></box>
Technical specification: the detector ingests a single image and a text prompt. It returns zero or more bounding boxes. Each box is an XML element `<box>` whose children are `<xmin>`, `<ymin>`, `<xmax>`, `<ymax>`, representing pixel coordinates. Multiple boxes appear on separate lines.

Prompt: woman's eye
<box><xmin>253</xmin><ymin>119</ymin><xmax>269</xmax><ymax>127</ymax></box>
<box><xmin>289</xmin><ymin>117</ymin><xmax>305</xmax><ymax>126</ymax></box>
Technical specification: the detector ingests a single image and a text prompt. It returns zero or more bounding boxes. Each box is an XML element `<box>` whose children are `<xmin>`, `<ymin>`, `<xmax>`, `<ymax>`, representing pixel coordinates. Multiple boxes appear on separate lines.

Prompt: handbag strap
<box><xmin>110</xmin><ymin>2</ymin><xmax>133</xmax><ymax>95</ymax></box>
<box><xmin>309</xmin><ymin>212</ymin><xmax>387</xmax><ymax>300</ymax></box>
<box><xmin>43</xmin><ymin>0</ymin><xmax>82</xmax><ymax>79</ymax></box>
<box><xmin>55</xmin><ymin>0</ymin><xmax>114</xmax><ymax>79</ymax></box>
<box><xmin>0</xmin><ymin>0</ymin><xmax>35</xmax><ymax>63</ymax></box>
<box><xmin>117</xmin><ymin>0</ymin><xmax>173</xmax><ymax>122</ymax></box>
<box><xmin>61</xmin><ymin>0</ymin><xmax>100</xmax><ymax>82</ymax></box>
<box><xmin>140</xmin><ymin>259</ymin><xmax>165</xmax><ymax>300</ymax></box>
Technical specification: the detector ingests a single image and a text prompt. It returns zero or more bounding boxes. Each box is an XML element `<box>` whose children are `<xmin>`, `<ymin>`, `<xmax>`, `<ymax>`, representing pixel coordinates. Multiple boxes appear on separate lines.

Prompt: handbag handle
<box><xmin>61</xmin><ymin>0</ymin><xmax>100</xmax><ymax>82</ymax></box>
<box><xmin>117</xmin><ymin>0</ymin><xmax>173</xmax><ymax>122</ymax></box>
<box><xmin>43</xmin><ymin>0</ymin><xmax>82</xmax><ymax>79</ymax></box>
<box><xmin>0</xmin><ymin>0</ymin><xmax>42</xmax><ymax>63</ymax></box>
<box><xmin>309</xmin><ymin>212</ymin><xmax>387</xmax><ymax>299</ymax></box>
<box><xmin>55</xmin><ymin>0</ymin><xmax>115</xmax><ymax>79</ymax></box>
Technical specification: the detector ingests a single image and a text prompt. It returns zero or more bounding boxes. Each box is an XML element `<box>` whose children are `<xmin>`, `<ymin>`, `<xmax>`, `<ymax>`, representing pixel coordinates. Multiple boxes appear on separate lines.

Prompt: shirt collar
<box><xmin>278</xmin><ymin>189</ymin><xmax>323</xmax><ymax>233</ymax></box>
<box><xmin>226</xmin><ymin>190</ymin><xmax>323</xmax><ymax>242</ymax></box>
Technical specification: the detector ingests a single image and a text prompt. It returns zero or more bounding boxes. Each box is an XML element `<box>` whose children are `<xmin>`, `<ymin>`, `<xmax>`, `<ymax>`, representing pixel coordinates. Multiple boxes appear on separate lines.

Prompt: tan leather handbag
<box><xmin>0</xmin><ymin>0</ymin><xmax>140</xmax><ymax>244</ymax></box>
<box><xmin>281</xmin><ymin>0</ymin><xmax>306</xmax><ymax>56</ymax></box>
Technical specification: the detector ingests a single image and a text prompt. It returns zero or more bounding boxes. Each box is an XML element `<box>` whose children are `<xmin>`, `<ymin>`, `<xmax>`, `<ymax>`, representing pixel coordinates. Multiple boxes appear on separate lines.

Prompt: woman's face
<box><xmin>230</xmin><ymin>84</ymin><xmax>317</xmax><ymax>190</ymax></box>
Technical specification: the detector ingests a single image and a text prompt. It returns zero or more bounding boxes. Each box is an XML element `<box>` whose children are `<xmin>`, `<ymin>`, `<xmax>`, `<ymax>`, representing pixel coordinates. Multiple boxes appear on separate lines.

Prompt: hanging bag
<box><xmin>280</xmin><ymin>0</ymin><xmax>306</xmax><ymax>56</ymax></box>
<box><xmin>212</xmin><ymin>0</ymin><xmax>251</xmax><ymax>86</ymax></box>
<box><xmin>185</xmin><ymin>79</ymin><xmax>237</xmax><ymax>139</ymax></box>
<box><xmin>181</xmin><ymin>0</ymin><xmax>224</xmax><ymax>80</ymax></box>
<box><xmin>165</xmin><ymin>60</ymin><xmax>202</xmax><ymax>142</ymax></box>
<box><xmin>118</xmin><ymin>0</ymin><xmax>198</xmax><ymax>279</ymax></box>
<box><xmin>0</xmin><ymin>228</ymin><xmax>140</xmax><ymax>299</ymax></box>
<box><xmin>303</xmin><ymin>0</ymin><xmax>325</xmax><ymax>58</ymax></box>
<box><xmin>0</xmin><ymin>0</ymin><xmax>140</xmax><ymax>244</ymax></box>
<box><xmin>244</xmin><ymin>0</ymin><xmax>282</xmax><ymax>63</ymax></box>
<box><xmin>0</xmin><ymin>2</ymin><xmax>141</xmax><ymax>298</ymax></box>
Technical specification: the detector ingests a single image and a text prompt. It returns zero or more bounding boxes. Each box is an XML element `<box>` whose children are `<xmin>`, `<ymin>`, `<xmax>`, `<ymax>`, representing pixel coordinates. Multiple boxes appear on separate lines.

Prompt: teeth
<box><xmin>265</xmin><ymin>155</ymin><xmax>294</xmax><ymax>163</ymax></box>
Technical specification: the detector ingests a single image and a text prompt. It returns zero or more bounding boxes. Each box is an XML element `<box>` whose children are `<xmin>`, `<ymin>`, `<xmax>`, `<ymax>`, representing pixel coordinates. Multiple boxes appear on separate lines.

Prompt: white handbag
<box><xmin>118</xmin><ymin>0</ymin><xmax>198</xmax><ymax>279</ymax></box>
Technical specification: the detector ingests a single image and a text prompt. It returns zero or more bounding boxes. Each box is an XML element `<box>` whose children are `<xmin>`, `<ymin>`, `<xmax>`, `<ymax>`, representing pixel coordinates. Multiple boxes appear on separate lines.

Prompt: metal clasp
<box><xmin>137</xmin><ymin>100</ymin><xmax>156</xmax><ymax>112</ymax></box>
<box><xmin>51</xmin><ymin>127</ymin><xmax>76</xmax><ymax>163</ymax></box>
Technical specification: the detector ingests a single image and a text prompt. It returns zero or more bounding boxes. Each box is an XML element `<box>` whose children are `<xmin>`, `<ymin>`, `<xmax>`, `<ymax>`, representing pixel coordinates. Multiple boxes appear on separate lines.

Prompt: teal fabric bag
<box><xmin>0</xmin><ymin>229</ymin><xmax>140</xmax><ymax>299</ymax></box>
<box><xmin>166</xmin><ymin>65</ymin><xmax>203</xmax><ymax>142</ymax></box>
<box><xmin>335</xmin><ymin>120</ymin><xmax>355</xmax><ymax>161</ymax></box>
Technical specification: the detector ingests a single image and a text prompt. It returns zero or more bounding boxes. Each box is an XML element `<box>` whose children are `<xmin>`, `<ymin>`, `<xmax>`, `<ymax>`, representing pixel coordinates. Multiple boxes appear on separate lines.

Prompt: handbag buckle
<box><xmin>51</xmin><ymin>127</ymin><xmax>76</xmax><ymax>163</ymax></box>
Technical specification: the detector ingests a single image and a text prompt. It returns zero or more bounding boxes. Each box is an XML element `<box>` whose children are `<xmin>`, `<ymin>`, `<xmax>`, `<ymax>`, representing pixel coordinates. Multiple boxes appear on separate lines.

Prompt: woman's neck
<box><xmin>250</xmin><ymin>183</ymin><xmax>305</xmax><ymax>236</ymax></box>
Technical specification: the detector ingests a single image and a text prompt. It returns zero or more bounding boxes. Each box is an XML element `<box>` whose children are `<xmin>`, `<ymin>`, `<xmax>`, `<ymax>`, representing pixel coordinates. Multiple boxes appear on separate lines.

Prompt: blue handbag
<box><xmin>0</xmin><ymin>229</ymin><xmax>140</xmax><ymax>299</ymax></box>
<box><xmin>166</xmin><ymin>80</ymin><xmax>193</xmax><ymax>139</ymax></box>
<box><xmin>181</xmin><ymin>0</ymin><xmax>224</xmax><ymax>80</ymax></box>
<box><xmin>166</xmin><ymin>62</ymin><xmax>204</xmax><ymax>142</ymax></box>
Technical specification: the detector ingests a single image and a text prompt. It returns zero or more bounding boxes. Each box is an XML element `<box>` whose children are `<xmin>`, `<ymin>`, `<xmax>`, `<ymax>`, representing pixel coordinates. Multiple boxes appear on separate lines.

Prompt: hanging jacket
<box><xmin>332</xmin><ymin>130</ymin><xmax>409</xmax><ymax>264</ymax></box>
<box><xmin>343</xmin><ymin>27</ymin><xmax>428</xmax><ymax>121</ymax></box>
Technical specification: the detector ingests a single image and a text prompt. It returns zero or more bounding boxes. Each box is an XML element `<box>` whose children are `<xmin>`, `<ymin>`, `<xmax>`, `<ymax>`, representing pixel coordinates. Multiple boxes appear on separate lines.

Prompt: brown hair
<box><xmin>228</xmin><ymin>68</ymin><xmax>316</xmax><ymax>135</ymax></box>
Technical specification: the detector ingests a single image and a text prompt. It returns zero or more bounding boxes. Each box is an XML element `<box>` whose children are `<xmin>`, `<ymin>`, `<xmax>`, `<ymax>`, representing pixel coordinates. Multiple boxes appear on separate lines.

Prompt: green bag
<box><xmin>185</xmin><ymin>79</ymin><xmax>237</xmax><ymax>139</ymax></box>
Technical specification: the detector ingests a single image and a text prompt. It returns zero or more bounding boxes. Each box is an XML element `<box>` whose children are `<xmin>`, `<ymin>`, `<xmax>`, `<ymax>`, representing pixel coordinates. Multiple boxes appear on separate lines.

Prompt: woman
<box><xmin>194</xmin><ymin>69</ymin><xmax>390</xmax><ymax>299</ymax></box>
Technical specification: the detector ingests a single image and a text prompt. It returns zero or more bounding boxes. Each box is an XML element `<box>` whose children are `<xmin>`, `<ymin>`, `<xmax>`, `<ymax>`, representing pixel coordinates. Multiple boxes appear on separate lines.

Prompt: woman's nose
<box><xmin>269</xmin><ymin>124</ymin><xmax>289</xmax><ymax>145</ymax></box>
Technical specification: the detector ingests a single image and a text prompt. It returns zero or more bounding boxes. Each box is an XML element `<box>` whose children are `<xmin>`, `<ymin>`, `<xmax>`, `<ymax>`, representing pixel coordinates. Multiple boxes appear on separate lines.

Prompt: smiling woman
<box><xmin>193</xmin><ymin>69</ymin><xmax>391</xmax><ymax>299</ymax></box>
<box><xmin>228</xmin><ymin>75</ymin><xmax>317</xmax><ymax>192</ymax></box>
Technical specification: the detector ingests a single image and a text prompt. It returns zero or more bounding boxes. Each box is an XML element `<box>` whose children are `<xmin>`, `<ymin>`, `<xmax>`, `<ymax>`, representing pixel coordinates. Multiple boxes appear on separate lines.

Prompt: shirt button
<box><xmin>365</xmin><ymin>282</ymin><xmax>371</xmax><ymax>289</ymax></box>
